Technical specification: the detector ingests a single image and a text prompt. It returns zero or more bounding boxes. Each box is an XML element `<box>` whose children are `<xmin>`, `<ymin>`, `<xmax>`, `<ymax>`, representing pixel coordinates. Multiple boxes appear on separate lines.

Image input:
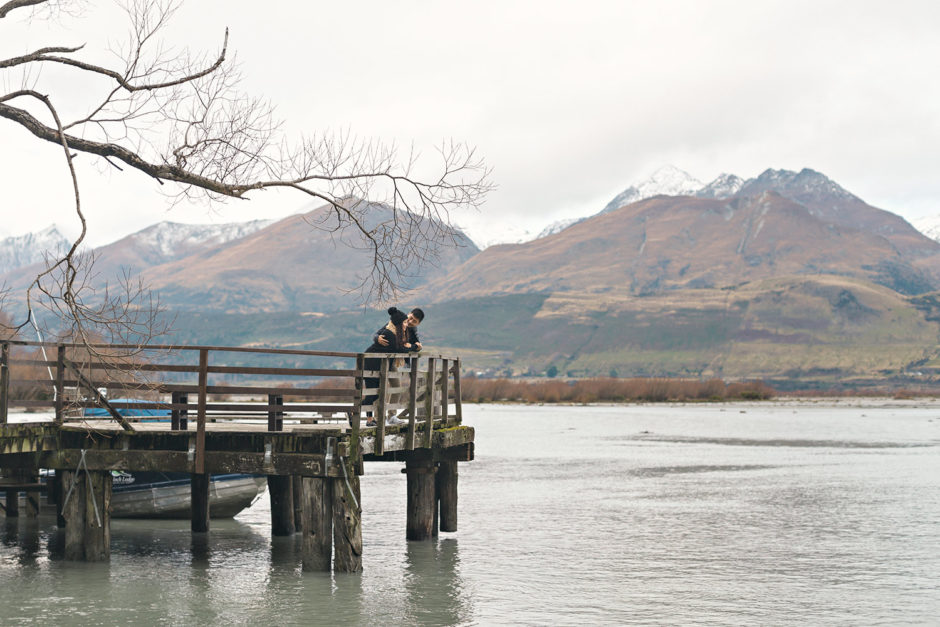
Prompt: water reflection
<box><xmin>625</xmin><ymin>434</ymin><xmax>937</xmax><ymax>448</ymax></box>
<box><xmin>402</xmin><ymin>539</ymin><xmax>471</xmax><ymax>626</ymax></box>
<box><xmin>1</xmin><ymin>518</ymin><xmax>42</xmax><ymax>565</ymax></box>
<box><xmin>190</xmin><ymin>531</ymin><xmax>211</xmax><ymax>565</ymax></box>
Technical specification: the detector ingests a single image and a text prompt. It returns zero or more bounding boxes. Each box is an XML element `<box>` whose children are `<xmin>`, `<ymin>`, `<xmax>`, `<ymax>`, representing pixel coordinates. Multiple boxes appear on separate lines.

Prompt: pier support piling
<box><xmin>191</xmin><ymin>473</ymin><xmax>210</xmax><ymax>533</ymax></box>
<box><xmin>3</xmin><ymin>486</ymin><xmax>17</xmax><ymax>517</ymax></box>
<box><xmin>268</xmin><ymin>475</ymin><xmax>296</xmax><ymax>536</ymax></box>
<box><xmin>437</xmin><ymin>459</ymin><xmax>458</xmax><ymax>533</ymax></box>
<box><xmin>331</xmin><ymin>460</ymin><xmax>362</xmax><ymax>572</ymax></box>
<box><xmin>406</xmin><ymin>458</ymin><xmax>436</xmax><ymax>541</ymax></box>
<box><xmin>24</xmin><ymin>472</ymin><xmax>39</xmax><ymax>518</ymax></box>
<box><xmin>291</xmin><ymin>476</ymin><xmax>303</xmax><ymax>531</ymax></box>
<box><xmin>300</xmin><ymin>476</ymin><xmax>332</xmax><ymax>571</ymax></box>
<box><xmin>61</xmin><ymin>469</ymin><xmax>111</xmax><ymax>561</ymax></box>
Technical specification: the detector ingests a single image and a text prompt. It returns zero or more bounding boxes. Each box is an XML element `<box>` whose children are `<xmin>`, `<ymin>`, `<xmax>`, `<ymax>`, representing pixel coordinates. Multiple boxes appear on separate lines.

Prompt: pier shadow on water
<box><xmin>399</xmin><ymin>538</ymin><xmax>471</xmax><ymax>626</ymax></box>
<box><xmin>2</xmin><ymin>517</ymin><xmax>42</xmax><ymax>566</ymax></box>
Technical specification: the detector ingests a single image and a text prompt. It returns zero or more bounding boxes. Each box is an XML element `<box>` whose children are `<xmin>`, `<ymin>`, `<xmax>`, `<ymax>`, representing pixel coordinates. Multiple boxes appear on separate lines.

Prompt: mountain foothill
<box><xmin>4</xmin><ymin>168</ymin><xmax>940</xmax><ymax>388</ymax></box>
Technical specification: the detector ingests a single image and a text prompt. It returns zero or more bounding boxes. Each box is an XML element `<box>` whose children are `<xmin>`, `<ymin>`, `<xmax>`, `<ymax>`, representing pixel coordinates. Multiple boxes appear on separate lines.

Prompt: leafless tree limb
<box><xmin>1</xmin><ymin>0</ymin><xmax>491</xmax><ymax>349</ymax></box>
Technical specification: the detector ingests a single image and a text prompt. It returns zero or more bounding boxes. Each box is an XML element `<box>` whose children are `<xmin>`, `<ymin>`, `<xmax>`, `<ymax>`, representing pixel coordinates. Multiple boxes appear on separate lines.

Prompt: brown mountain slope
<box><xmin>735</xmin><ymin>168</ymin><xmax>937</xmax><ymax>258</ymax></box>
<box><xmin>419</xmin><ymin>192</ymin><xmax>938</xmax><ymax>301</ymax></box>
<box><xmin>142</xmin><ymin>202</ymin><xmax>478</xmax><ymax>313</ymax></box>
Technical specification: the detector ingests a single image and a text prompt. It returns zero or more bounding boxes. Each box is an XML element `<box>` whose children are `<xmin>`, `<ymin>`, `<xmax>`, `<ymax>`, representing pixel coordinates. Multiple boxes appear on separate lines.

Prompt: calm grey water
<box><xmin>2</xmin><ymin>402</ymin><xmax>939</xmax><ymax>626</ymax></box>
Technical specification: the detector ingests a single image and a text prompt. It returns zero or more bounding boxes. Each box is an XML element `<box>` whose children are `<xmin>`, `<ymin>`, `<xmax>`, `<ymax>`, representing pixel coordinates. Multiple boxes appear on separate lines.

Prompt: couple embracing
<box><xmin>362</xmin><ymin>307</ymin><xmax>425</xmax><ymax>427</ymax></box>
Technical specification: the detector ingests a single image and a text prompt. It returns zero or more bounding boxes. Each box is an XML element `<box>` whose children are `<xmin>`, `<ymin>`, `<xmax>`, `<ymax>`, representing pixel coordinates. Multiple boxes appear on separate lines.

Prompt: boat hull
<box><xmin>111</xmin><ymin>472</ymin><xmax>267</xmax><ymax>519</ymax></box>
<box><xmin>34</xmin><ymin>471</ymin><xmax>267</xmax><ymax>519</ymax></box>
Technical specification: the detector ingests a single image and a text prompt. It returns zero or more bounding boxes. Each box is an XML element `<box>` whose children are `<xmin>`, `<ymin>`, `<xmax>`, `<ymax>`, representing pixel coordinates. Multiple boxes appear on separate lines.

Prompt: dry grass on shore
<box><xmin>460</xmin><ymin>377</ymin><xmax>774</xmax><ymax>403</ymax></box>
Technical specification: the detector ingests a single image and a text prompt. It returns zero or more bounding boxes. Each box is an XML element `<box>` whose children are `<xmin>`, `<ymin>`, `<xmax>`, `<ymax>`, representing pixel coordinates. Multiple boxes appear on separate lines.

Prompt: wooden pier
<box><xmin>0</xmin><ymin>341</ymin><xmax>473</xmax><ymax>570</ymax></box>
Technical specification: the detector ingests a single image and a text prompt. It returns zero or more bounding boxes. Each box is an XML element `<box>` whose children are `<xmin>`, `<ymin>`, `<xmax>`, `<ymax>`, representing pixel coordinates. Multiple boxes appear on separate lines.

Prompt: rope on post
<box><xmin>60</xmin><ymin>449</ymin><xmax>103</xmax><ymax>528</ymax></box>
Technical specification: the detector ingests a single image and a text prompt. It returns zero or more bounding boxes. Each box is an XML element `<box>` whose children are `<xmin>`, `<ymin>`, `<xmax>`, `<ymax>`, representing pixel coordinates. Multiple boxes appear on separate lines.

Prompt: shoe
<box><xmin>385</xmin><ymin>416</ymin><xmax>405</xmax><ymax>426</ymax></box>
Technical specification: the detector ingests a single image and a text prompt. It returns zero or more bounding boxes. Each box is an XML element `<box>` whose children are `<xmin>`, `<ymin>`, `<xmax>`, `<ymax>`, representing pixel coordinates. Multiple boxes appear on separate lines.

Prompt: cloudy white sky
<box><xmin>2</xmin><ymin>0</ymin><xmax>939</xmax><ymax>248</ymax></box>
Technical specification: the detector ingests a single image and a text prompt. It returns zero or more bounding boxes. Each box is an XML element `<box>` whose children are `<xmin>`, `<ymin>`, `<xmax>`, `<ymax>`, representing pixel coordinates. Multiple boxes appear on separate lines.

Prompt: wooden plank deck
<box><xmin>0</xmin><ymin>340</ymin><xmax>474</xmax><ymax>569</ymax></box>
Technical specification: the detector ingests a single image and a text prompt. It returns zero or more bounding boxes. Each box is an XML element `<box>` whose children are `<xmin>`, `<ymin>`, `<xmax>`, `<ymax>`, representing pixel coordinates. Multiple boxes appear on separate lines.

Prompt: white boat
<box><xmin>109</xmin><ymin>471</ymin><xmax>267</xmax><ymax>519</ymax></box>
<box><xmin>36</xmin><ymin>470</ymin><xmax>267</xmax><ymax>519</ymax></box>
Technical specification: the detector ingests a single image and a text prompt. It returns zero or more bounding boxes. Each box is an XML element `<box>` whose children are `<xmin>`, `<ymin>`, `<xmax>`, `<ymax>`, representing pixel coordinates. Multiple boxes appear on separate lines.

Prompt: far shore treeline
<box><xmin>459</xmin><ymin>377</ymin><xmax>775</xmax><ymax>403</ymax></box>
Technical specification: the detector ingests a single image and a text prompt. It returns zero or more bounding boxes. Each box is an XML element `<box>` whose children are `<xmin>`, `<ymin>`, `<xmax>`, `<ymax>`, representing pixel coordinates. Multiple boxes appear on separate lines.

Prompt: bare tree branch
<box><xmin>0</xmin><ymin>0</ymin><xmax>48</xmax><ymax>18</ymax></box>
<box><xmin>1</xmin><ymin>0</ymin><xmax>491</xmax><ymax>352</ymax></box>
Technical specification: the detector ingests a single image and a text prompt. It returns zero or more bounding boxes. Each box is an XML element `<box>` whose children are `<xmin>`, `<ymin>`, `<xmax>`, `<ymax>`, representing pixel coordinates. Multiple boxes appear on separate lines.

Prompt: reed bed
<box><xmin>460</xmin><ymin>377</ymin><xmax>774</xmax><ymax>403</ymax></box>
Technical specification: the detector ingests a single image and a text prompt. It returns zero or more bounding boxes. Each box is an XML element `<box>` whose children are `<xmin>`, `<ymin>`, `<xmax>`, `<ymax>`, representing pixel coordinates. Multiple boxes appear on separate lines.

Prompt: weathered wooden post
<box><xmin>53</xmin><ymin>345</ymin><xmax>65</xmax><ymax>425</ymax></box>
<box><xmin>267</xmin><ymin>394</ymin><xmax>284</xmax><ymax>431</ymax></box>
<box><xmin>52</xmin><ymin>472</ymin><xmax>66</xmax><ymax>528</ymax></box>
<box><xmin>405</xmin><ymin>457</ymin><xmax>436</xmax><ymax>541</ymax></box>
<box><xmin>24</xmin><ymin>472</ymin><xmax>39</xmax><ymax>518</ymax></box>
<box><xmin>61</xmin><ymin>469</ymin><xmax>111</xmax><ymax>561</ymax></box>
<box><xmin>331</xmin><ymin>457</ymin><xmax>362</xmax><ymax>572</ymax></box>
<box><xmin>300</xmin><ymin>475</ymin><xmax>332</xmax><ymax>571</ymax></box>
<box><xmin>375</xmin><ymin>359</ymin><xmax>389</xmax><ymax>455</ymax></box>
<box><xmin>268</xmin><ymin>475</ymin><xmax>295</xmax><ymax>536</ymax></box>
<box><xmin>406</xmin><ymin>357</ymin><xmax>419</xmax><ymax>450</ymax></box>
<box><xmin>437</xmin><ymin>459</ymin><xmax>458</xmax><ymax>532</ymax></box>
<box><xmin>3</xmin><ymin>478</ymin><xmax>18</xmax><ymax>518</ymax></box>
<box><xmin>423</xmin><ymin>358</ymin><xmax>436</xmax><ymax>448</ymax></box>
<box><xmin>291</xmin><ymin>475</ymin><xmax>303</xmax><ymax>531</ymax></box>
<box><xmin>0</xmin><ymin>341</ymin><xmax>9</xmax><ymax>424</ymax></box>
<box><xmin>171</xmin><ymin>391</ymin><xmax>188</xmax><ymax>430</ymax></box>
<box><xmin>453</xmin><ymin>359</ymin><xmax>463</xmax><ymax>425</ymax></box>
<box><xmin>191</xmin><ymin>472</ymin><xmax>210</xmax><ymax>533</ymax></box>
<box><xmin>192</xmin><ymin>348</ymin><xmax>210</xmax><ymax>533</ymax></box>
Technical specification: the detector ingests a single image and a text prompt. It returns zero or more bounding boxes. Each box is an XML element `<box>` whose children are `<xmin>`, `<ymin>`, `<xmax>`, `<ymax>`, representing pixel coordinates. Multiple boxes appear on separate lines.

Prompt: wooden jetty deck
<box><xmin>0</xmin><ymin>341</ymin><xmax>473</xmax><ymax>571</ymax></box>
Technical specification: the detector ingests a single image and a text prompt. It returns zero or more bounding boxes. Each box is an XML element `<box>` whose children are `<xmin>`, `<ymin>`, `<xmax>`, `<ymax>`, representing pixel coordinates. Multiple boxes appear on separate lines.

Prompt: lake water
<box><xmin>2</xmin><ymin>402</ymin><xmax>939</xmax><ymax>625</ymax></box>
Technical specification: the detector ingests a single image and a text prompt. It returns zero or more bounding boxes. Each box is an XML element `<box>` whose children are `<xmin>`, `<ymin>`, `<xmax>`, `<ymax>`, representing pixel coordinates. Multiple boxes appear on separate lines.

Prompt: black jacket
<box><xmin>370</xmin><ymin>326</ymin><xmax>420</xmax><ymax>352</ymax></box>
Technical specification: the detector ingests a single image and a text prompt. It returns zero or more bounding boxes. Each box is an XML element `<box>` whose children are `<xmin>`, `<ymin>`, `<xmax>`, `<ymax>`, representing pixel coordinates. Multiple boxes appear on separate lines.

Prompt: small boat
<box><xmin>38</xmin><ymin>470</ymin><xmax>267</xmax><ymax>519</ymax></box>
<box><xmin>108</xmin><ymin>470</ymin><xmax>266</xmax><ymax>519</ymax></box>
<box><xmin>32</xmin><ymin>401</ymin><xmax>269</xmax><ymax>519</ymax></box>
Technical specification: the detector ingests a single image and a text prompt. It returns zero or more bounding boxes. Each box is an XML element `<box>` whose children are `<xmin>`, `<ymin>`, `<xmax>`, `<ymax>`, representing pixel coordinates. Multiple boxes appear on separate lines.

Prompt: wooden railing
<box><xmin>0</xmin><ymin>341</ymin><xmax>462</xmax><ymax>459</ymax></box>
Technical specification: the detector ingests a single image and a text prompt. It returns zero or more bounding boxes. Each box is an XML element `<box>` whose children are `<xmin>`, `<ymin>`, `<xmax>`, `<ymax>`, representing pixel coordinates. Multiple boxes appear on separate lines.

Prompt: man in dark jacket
<box><xmin>374</xmin><ymin>307</ymin><xmax>424</xmax><ymax>351</ymax></box>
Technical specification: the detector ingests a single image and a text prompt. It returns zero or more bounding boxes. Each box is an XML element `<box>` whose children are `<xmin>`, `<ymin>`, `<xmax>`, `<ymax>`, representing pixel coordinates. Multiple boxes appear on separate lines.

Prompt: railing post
<box><xmin>349</xmin><ymin>354</ymin><xmax>365</xmax><ymax>474</ymax></box>
<box><xmin>407</xmin><ymin>356</ymin><xmax>419</xmax><ymax>450</ymax></box>
<box><xmin>195</xmin><ymin>348</ymin><xmax>208</xmax><ymax>475</ymax></box>
<box><xmin>423</xmin><ymin>358</ymin><xmax>436</xmax><ymax>448</ymax></box>
<box><xmin>171</xmin><ymin>391</ymin><xmax>188</xmax><ymax>430</ymax></box>
<box><xmin>267</xmin><ymin>394</ymin><xmax>283</xmax><ymax>431</ymax></box>
<box><xmin>0</xmin><ymin>342</ymin><xmax>9</xmax><ymax>424</ymax></box>
<box><xmin>54</xmin><ymin>344</ymin><xmax>65</xmax><ymax>424</ymax></box>
<box><xmin>440</xmin><ymin>358</ymin><xmax>449</xmax><ymax>425</ymax></box>
<box><xmin>375</xmin><ymin>358</ymin><xmax>389</xmax><ymax>456</ymax></box>
<box><xmin>453</xmin><ymin>359</ymin><xmax>463</xmax><ymax>425</ymax></box>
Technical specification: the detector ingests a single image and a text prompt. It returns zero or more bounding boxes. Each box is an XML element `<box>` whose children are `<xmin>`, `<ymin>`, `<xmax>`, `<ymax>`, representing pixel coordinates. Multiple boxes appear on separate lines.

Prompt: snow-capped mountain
<box><xmin>124</xmin><ymin>219</ymin><xmax>275</xmax><ymax>264</ymax></box>
<box><xmin>911</xmin><ymin>216</ymin><xmax>940</xmax><ymax>243</ymax></box>
<box><xmin>0</xmin><ymin>225</ymin><xmax>70</xmax><ymax>275</ymax></box>
<box><xmin>536</xmin><ymin>217</ymin><xmax>582</xmax><ymax>239</ymax></box>
<box><xmin>601</xmin><ymin>165</ymin><xmax>704</xmax><ymax>214</ymax></box>
<box><xmin>695</xmin><ymin>173</ymin><xmax>745</xmax><ymax>199</ymax></box>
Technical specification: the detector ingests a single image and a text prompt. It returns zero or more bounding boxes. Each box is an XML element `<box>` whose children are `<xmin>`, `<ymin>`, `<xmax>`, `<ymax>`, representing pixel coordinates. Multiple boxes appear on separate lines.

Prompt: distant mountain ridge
<box><xmin>419</xmin><ymin>189</ymin><xmax>940</xmax><ymax>302</ymax></box>
<box><xmin>0</xmin><ymin>201</ymin><xmax>479</xmax><ymax>316</ymax></box>
<box><xmin>536</xmin><ymin>166</ymin><xmax>933</xmax><ymax>261</ymax></box>
<box><xmin>0</xmin><ymin>225</ymin><xmax>70</xmax><ymax>275</ymax></box>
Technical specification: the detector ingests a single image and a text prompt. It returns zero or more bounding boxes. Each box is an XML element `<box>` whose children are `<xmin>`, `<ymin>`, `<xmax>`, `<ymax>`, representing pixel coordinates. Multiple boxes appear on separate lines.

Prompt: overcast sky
<box><xmin>2</xmin><ymin>0</ymin><xmax>939</xmax><ymax>247</ymax></box>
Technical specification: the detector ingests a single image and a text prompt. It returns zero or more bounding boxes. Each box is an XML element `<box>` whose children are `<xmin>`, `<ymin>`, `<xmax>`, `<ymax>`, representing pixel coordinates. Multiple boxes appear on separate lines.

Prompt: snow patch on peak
<box><xmin>537</xmin><ymin>217</ymin><xmax>582</xmax><ymax>239</ymax></box>
<box><xmin>748</xmin><ymin>168</ymin><xmax>858</xmax><ymax>201</ymax></box>
<box><xmin>695</xmin><ymin>173</ymin><xmax>745</xmax><ymax>199</ymax></box>
<box><xmin>0</xmin><ymin>225</ymin><xmax>71</xmax><ymax>275</ymax></box>
<box><xmin>601</xmin><ymin>165</ymin><xmax>703</xmax><ymax>214</ymax></box>
<box><xmin>129</xmin><ymin>219</ymin><xmax>275</xmax><ymax>261</ymax></box>
<box><xmin>911</xmin><ymin>215</ymin><xmax>940</xmax><ymax>243</ymax></box>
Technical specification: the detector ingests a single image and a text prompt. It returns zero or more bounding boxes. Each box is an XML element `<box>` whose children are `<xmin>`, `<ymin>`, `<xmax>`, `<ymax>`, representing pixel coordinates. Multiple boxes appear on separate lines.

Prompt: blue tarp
<box><xmin>83</xmin><ymin>399</ymin><xmax>170</xmax><ymax>418</ymax></box>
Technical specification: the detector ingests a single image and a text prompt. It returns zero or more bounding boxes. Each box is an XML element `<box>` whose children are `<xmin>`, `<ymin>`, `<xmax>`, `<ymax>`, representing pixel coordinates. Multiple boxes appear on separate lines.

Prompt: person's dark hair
<box><xmin>388</xmin><ymin>307</ymin><xmax>407</xmax><ymax>326</ymax></box>
<box><xmin>410</xmin><ymin>307</ymin><xmax>425</xmax><ymax>322</ymax></box>
<box><xmin>387</xmin><ymin>307</ymin><xmax>408</xmax><ymax>350</ymax></box>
